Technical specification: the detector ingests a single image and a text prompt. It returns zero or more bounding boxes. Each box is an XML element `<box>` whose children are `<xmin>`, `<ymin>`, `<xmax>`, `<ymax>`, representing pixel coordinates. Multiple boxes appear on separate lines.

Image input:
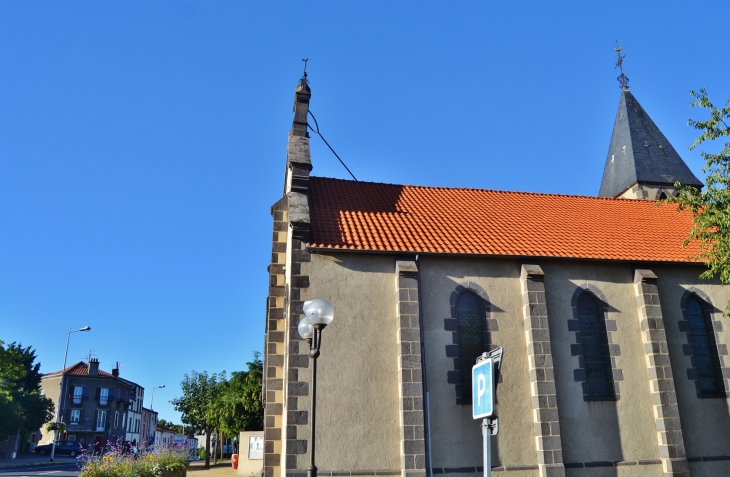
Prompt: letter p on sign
<box><xmin>472</xmin><ymin>358</ymin><xmax>493</xmax><ymax>419</ymax></box>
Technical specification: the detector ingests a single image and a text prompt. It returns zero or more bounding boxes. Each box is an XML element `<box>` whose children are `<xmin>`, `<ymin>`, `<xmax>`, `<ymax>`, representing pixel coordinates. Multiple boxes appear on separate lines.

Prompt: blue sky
<box><xmin>2</xmin><ymin>1</ymin><xmax>729</xmax><ymax>424</ymax></box>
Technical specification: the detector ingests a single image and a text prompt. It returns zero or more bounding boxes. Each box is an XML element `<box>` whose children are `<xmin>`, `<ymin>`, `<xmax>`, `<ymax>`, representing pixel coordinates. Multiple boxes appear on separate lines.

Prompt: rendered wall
<box><xmin>542</xmin><ymin>261</ymin><xmax>662</xmax><ymax>476</ymax></box>
<box><xmin>653</xmin><ymin>264</ymin><xmax>730</xmax><ymax>477</ymax></box>
<box><xmin>296</xmin><ymin>252</ymin><xmax>730</xmax><ymax>476</ymax></box>
<box><xmin>301</xmin><ymin>252</ymin><xmax>401</xmax><ymax>472</ymax></box>
<box><xmin>419</xmin><ymin>256</ymin><xmax>537</xmax><ymax>472</ymax></box>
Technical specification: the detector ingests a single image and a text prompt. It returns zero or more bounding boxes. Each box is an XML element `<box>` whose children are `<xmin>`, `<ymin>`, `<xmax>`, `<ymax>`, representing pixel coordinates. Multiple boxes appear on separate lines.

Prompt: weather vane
<box><xmin>301</xmin><ymin>58</ymin><xmax>309</xmax><ymax>82</ymax></box>
<box><xmin>614</xmin><ymin>41</ymin><xmax>629</xmax><ymax>90</ymax></box>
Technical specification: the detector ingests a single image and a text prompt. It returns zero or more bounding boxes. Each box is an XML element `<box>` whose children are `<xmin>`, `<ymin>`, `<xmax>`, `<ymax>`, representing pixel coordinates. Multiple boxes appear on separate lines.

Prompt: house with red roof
<box><xmin>262</xmin><ymin>76</ymin><xmax>729</xmax><ymax>477</ymax></box>
<box><xmin>40</xmin><ymin>358</ymin><xmax>143</xmax><ymax>450</ymax></box>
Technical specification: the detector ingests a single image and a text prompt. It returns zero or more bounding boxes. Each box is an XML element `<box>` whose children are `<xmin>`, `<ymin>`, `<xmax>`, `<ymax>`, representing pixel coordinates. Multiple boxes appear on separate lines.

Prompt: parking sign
<box><xmin>472</xmin><ymin>358</ymin><xmax>494</xmax><ymax>419</ymax></box>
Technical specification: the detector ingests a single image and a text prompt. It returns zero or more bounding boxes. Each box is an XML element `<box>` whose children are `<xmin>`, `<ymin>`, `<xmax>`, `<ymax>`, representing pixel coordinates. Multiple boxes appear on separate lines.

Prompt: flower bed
<box><xmin>78</xmin><ymin>441</ymin><xmax>189</xmax><ymax>477</ymax></box>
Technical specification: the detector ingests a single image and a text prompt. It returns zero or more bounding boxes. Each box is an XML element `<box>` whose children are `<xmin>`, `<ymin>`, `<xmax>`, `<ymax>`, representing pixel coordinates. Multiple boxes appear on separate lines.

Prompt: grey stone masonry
<box><xmin>520</xmin><ymin>264</ymin><xmax>565</xmax><ymax>477</ymax></box>
<box><xmin>395</xmin><ymin>260</ymin><xmax>427</xmax><ymax>477</ymax></box>
<box><xmin>284</xmin><ymin>238</ymin><xmax>312</xmax><ymax>472</ymax></box>
<box><xmin>633</xmin><ymin>269</ymin><xmax>689</xmax><ymax>477</ymax></box>
<box><xmin>264</xmin><ymin>201</ymin><xmax>288</xmax><ymax>477</ymax></box>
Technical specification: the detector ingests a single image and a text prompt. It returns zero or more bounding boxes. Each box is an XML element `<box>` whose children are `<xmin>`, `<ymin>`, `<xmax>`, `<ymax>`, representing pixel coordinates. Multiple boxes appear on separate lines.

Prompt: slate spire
<box><xmin>598</xmin><ymin>90</ymin><xmax>703</xmax><ymax>199</ymax></box>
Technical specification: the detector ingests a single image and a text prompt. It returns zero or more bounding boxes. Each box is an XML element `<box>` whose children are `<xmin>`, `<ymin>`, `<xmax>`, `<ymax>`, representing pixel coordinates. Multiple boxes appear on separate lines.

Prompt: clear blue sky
<box><xmin>2</xmin><ymin>1</ymin><xmax>729</xmax><ymax>424</ymax></box>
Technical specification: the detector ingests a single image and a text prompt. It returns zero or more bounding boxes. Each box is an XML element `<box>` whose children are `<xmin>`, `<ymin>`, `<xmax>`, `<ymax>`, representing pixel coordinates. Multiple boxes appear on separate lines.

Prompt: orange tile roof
<box><xmin>308</xmin><ymin>177</ymin><xmax>702</xmax><ymax>262</ymax></box>
<box><xmin>44</xmin><ymin>361</ymin><xmax>114</xmax><ymax>377</ymax></box>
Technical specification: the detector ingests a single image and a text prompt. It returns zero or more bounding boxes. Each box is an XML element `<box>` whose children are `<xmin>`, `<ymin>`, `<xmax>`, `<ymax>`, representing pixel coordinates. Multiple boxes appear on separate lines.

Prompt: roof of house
<box><xmin>599</xmin><ymin>90</ymin><xmax>703</xmax><ymax>197</ymax></box>
<box><xmin>43</xmin><ymin>361</ymin><xmax>115</xmax><ymax>378</ymax></box>
<box><xmin>308</xmin><ymin>176</ymin><xmax>702</xmax><ymax>262</ymax></box>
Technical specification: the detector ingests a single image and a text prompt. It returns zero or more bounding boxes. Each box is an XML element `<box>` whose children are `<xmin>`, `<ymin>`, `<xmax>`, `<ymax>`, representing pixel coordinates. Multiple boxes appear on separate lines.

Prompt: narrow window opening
<box><xmin>686</xmin><ymin>297</ymin><xmax>725</xmax><ymax>397</ymax></box>
<box><xmin>456</xmin><ymin>291</ymin><xmax>487</xmax><ymax>404</ymax></box>
<box><xmin>577</xmin><ymin>293</ymin><xmax>615</xmax><ymax>400</ymax></box>
<box><xmin>659</xmin><ymin>192</ymin><xmax>667</xmax><ymax>200</ymax></box>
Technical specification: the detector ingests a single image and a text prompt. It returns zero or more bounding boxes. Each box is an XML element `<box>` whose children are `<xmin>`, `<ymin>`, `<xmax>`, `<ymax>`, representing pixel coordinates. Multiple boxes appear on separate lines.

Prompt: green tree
<box><xmin>171</xmin><ymin>371</ymin><xmax>223</xmax><ymax>469</ymax></box>
<box><xmin>157</xmin><ymin>419</ymin><xmax>186</xmax><ymax>436</ymax></box>
<box><xmin>666</xmin><ymin>88</ymin><xmax>730</xmax><ymax>312</ymax></box>
<box><xmin>210</xmin><ymin>353</ymin><xmax>264</xmax><ymax>437</ymax></box>
<box><xmin>0</xmin><ymin>341</ymin><xmax>54</xmax><ymax>436</ymax></box>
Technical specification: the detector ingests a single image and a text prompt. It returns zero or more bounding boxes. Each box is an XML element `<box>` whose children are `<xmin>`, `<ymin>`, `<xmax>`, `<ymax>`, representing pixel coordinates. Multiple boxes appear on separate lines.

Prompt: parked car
<box><xmin>34</xmin><ymin>441</ymin><xmax>84</xmax><ymax>457</ymax></box>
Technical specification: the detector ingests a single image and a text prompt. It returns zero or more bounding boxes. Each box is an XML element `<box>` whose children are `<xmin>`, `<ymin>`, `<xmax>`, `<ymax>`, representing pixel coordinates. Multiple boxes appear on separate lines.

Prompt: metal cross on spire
<box><xmin>301</xmin><ymin>58</ymin><xmax>309</xmax><ymax>83</ymax></box>
<box><xmin>614</xmin><ymin>42</ymin><xmax>629</xmax><ymax>90</ymax></box>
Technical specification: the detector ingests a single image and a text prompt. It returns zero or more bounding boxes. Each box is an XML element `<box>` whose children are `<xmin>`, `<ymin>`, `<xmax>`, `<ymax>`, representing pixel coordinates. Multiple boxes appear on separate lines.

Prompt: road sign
<box><xmin>472</xmin><ymin>358</ymin><xmax>494</xmax><ymax>419</ymax></box>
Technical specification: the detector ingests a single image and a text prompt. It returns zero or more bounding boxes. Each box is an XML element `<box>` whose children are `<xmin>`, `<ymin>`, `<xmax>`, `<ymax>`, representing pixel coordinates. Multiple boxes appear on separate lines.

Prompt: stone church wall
<box><xmin>419</xmin><ymin>256</ymin><xmax>537</xmax><ymax>472</ymax></box>
<box><xmin>283</xmin><ymin>252</ymin><xmax>730</xmax><ymax>477</ymax></box>
<box><xmin>542</xmin><ymin>261</ymin><xmax>662</xmax><ymax>476</ymax></box>
<box><xmin>300</xmin><ymin>252</ymin><xmax>402</xmax><ymax>472</ymax></box>
<box><xmin>654</xmin><ymin>264</ymin><xmax>730</xmax><ymax>477</ymax></box>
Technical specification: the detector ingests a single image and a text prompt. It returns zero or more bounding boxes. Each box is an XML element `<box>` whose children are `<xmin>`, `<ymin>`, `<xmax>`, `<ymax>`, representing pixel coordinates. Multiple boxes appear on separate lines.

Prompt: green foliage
<box><xmin>0</xmin><ymin>393</ymin><xmax>23</xmax><ymax>435</ymax></box>
<box><xmin>171</xmin><ymin>353</ymin><xmax>263</xmax><ymax>468</ymax></box>
<box><xmin>157</xmin><ymin>419</ymin><xmax>191</xmax><ymax>437</ymax></box>
<box><xmin>210</xmin><ymin>353</ymin><xmax>263</xmax><ymax>435</ymax></box>
<box><xmin>171</xmin><ymin>370</ymin><xmax>223</xmax><ymax>468</ymax></box>
<box><xmin>0</xmin><ymin>340</ymin><xmax>55</xmax><ymax>435</ymax></box>
<box><xmin>45</xmin><ymin>422</ymin><xmax>67</xmax><ymax>434</ymax></box>
<box><xmin>665</xmin><ymin>89</ymin><xmax>730</xmax><ymax>312</ymax></box>
<box><xmin>79</xmin><ymin>441</ymin><xmax>189</xmax><ymax>477</ymax></box>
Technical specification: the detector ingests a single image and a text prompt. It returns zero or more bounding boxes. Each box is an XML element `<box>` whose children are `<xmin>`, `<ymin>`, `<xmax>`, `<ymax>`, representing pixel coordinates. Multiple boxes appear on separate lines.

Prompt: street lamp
<box><xmin>150</xmin><ymin>385</ymin><xmax>165</xmax><ymax>410</ymax></box>
<box><xmin>51</xmin><ymin>326</ymin><xmax>91</xmax><ymax>462</ymax></box>
<box><xmin>297</xmin><ymin>299</ymin><xmax>334</xmax><ymax>477</ymax></box>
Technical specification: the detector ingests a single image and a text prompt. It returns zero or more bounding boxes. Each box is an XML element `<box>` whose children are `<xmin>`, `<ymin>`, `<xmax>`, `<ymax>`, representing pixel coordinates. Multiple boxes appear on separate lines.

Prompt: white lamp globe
<box><xmin>298</xmin><ymin>320</ymin><xmax>314</xmax><ymax>340</ymax></box>
<box><xmin>303</xmin><ymin>299</ymin><xmax>334</xmax><ymax>326</ymax></box>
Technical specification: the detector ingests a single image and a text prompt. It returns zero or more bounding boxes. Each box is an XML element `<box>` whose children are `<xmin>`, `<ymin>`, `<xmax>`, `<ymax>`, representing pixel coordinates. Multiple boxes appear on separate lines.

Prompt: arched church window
<box><xmin>659</xmin><ymin>192</ymin><xmax>667</xmax><ymax>200</ymax></box>
<box><xmin>457</xmin><ymin>291</ymin><xmax>487</xmax><ymax>404</ymax></box>
<box><xmin>685</xmin><ymin>296</ymin><xmax>725</xmax><ymax>396</ymax></box>
<box><xmin>577</xmin><ymin>292</ymin><xmax>615</xmax><ymax>400</ymax></box>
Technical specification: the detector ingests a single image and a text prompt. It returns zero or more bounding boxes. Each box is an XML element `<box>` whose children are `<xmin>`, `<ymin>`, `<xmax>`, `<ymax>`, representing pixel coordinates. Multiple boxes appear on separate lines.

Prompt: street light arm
<box><xmin>309</xmin><ymin>325</ymin><xmax>324</xmax><ymax>358</ymax></box>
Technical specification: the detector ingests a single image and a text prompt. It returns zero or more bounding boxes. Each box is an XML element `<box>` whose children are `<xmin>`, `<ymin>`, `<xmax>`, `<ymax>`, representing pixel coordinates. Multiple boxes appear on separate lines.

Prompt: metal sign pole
<box><xmin>473</xmin><ymin>348</ymin><xmax>502</xmax><ymax>477</ymax></box>
<box><xmin>481</xmin><ymin>419</ymin><xmax>491</xmax><ymax>477</ymax></box>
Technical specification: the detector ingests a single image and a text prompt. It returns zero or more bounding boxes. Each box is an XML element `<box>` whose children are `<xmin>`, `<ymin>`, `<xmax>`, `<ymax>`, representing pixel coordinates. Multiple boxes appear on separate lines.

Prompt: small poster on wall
<box><xmin>249</xmin><ymin>436</ymin><xmax>264</xmax><ymax>460</ymax></box>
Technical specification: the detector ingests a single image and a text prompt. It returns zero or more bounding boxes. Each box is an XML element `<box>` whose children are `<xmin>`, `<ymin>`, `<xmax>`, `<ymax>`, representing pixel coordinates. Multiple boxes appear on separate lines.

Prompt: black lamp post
<box><xmin>51</xmin><ymin>326</ymin><xmax>91</xmax><ymax>462</ymax></box>
<box><xmin>297</xmin><ymin>299</ymin><xmax>334</xmax><ymax>477</ymax></box>
<box><xmin>150</xmin><ymin>385</ymin><xmax>165</xmax><ymax>410</ymax></box>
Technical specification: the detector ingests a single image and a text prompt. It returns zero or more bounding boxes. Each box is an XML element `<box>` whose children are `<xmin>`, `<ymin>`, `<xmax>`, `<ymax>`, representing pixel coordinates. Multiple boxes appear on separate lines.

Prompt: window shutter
<box><xmin>117</xmin><ymin>389</ymin><xmax>122</xmax><ymax>402</ymax></box>
<box><xmin>124</xmin><ymin>392</ymin><xmax>129</xmax><ymax>403</ymax></box>
<box><xmin>95</xmin><ymin>387</ymin><xmax>101</xmax><ymax>400</ymax></box>
<box><xmin>83</xmin><ymin>387</ymin><xmax>89</xmax><ymax>399</ymax></box>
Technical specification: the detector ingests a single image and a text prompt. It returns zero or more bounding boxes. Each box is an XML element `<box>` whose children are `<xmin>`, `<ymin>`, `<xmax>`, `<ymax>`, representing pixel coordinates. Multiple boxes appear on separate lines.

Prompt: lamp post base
<box><xmin>307</xmin><ymin>465</ymin><xmax>318</xmax><ymax>477</ymax></box>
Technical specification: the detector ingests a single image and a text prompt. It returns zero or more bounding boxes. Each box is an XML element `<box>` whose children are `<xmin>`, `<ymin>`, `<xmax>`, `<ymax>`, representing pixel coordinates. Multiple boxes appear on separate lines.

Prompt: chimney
<box><xmin>88</xmin><ymin>358</ymin><xmax>99</xmax><ymax>376</ymax></box>
<box><xmin>112</xmin><ymin>361</ymin><xmax>120</xmax><ymax>377</ymax></box>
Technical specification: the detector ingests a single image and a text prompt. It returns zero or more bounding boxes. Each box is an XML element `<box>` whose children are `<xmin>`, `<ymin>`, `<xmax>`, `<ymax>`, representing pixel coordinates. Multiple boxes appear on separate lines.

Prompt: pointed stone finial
<box><xmin>292</xmin><ymin>60</ymin><xmax>311</xmax><ymax>137</ymax></box>
<box><xmin>614</xmin><ymin>42</ymin><xmax>629</xmax><ymax>90</ymax></box>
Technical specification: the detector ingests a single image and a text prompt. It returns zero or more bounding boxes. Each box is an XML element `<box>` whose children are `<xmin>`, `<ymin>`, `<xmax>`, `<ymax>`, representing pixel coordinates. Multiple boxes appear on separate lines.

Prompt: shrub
<box><xmin>78</xmin><ymin>440</ymin><xmax>189</xmax><ymax>477</ymax></box>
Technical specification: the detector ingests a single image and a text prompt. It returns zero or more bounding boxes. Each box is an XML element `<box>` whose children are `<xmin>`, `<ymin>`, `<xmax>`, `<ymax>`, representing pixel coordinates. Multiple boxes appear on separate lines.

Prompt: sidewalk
<box><xmin>188</xmin><ymin>460</ymin><xmax>237</xmax><ymax>477</ymax></box>
<box><xmin>0</xmin><ymin>453</ymin><xmax>78</xmax><ymax>469</ymax></box>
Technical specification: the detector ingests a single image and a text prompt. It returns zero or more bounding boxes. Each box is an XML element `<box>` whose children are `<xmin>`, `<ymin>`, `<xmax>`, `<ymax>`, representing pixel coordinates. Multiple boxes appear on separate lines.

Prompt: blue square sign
<box><xmin>472</xmin><ymin>358</ymin><xmax>494</xmax><ymax>419</ymax></box>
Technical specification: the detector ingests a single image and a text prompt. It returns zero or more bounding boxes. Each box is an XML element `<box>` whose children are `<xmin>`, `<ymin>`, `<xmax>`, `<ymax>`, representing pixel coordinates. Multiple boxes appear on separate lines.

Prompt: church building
<box><xmin>262</xmin><ymin>71</ymin><xmax>728</xmax><ymax>477</ymax></box>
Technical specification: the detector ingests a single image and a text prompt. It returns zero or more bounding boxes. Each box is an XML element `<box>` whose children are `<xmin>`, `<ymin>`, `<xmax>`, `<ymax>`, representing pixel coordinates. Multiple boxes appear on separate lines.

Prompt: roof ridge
<box><xmin>310</xmin><ymin>175</ymin><xmax>666</xmax><ymax>202</ymax></box>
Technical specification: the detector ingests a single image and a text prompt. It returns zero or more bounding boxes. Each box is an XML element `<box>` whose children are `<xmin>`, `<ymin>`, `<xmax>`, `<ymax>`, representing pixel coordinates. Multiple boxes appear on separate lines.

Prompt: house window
<box><xmin>685</xmin><ymin>296</ymin><xmax>725</xmax><ymax>396</ymax></box>
<box><xmin>96</xmin><ymin>411</ymin><xmax>107</xmax><ymax>432</ymax></box>
<box><xmin>577</xmin><ymin>292</ymin><xmax>615</xmax><ymax>400</ymax></box>
<box><xmin>73</xmin><ymin>386</ymin><xmax>83</xmax><ymax>404</ymax></box>
<box><xmin>70</xmin><ymin>409</ymin><xmax>80</xmax><ymax>425</ymax></box>
<box><xmin>114</xmin><ymin>411</ymin><xmax>119</xmax><ymax>428</ymax></box>
<box><xmin>456</xmin><ymin>291</ymin><xmax>487</xmax><ymax>404</ymax></box>
<box><xmin>67</xmin><ymin>435</ymin><xmax>76</xmax><ymax>441</ymax></box>
<box><xmin>99</xmin><ymin>388</ymin><xmax>109</xmax><ymax>406</ymax></box>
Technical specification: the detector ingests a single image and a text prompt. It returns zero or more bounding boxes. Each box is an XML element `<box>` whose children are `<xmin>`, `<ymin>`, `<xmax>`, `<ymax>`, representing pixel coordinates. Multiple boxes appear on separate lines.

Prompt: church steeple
<box><xmin>598</xmin><ymin>90</ymin><xmax>703</xmax><ymax>199</ymax></box>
